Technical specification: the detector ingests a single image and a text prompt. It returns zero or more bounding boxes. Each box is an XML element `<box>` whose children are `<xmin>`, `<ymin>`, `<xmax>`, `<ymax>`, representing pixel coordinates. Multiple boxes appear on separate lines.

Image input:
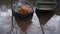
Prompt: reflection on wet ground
<box><xmin>36</xmin><ymin>11</ymin><xmax>55</xmax><ymax>25</ymax></box>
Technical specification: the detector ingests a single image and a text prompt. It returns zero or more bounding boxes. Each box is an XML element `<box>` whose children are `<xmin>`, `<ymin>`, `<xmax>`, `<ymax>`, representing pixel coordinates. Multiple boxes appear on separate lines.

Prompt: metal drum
<box><xmin>12</xmin><ymin>0</ymin><xmax>34</xmax><ymax>18</ymax></box>
<box><xmin>35</xmin><ymin>0</ymin><xmax>57</xmax><ymax>14</ymax></box>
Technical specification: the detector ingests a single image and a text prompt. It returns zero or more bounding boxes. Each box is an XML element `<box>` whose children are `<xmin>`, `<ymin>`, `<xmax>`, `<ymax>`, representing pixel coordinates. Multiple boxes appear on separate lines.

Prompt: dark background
<box><xmin>55</xmin><ymin>0</ymin><xmax>60</xmax><ymax>15</ymax></box>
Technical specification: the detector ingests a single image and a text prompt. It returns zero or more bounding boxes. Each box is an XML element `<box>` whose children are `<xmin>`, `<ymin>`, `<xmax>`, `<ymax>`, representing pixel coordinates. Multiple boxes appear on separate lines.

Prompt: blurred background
<box><xmin>0</xmin><ymin>0</ymin><xmax>60</xmax><ymax>34</ymax></box>
<box><xmin>0</xmin><ymin>0</ymin><xmax>60</xmax><ymax>15</ymax></box>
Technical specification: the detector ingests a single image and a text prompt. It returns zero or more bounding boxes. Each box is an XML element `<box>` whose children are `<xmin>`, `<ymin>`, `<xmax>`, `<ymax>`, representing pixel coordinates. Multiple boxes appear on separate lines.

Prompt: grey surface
<box><xmin>0</xmin><ymin>5</ymin><xmax>12</xmax><ymax>34</ymax></box>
